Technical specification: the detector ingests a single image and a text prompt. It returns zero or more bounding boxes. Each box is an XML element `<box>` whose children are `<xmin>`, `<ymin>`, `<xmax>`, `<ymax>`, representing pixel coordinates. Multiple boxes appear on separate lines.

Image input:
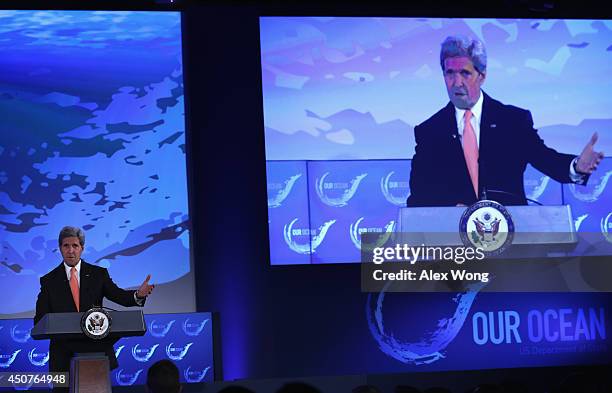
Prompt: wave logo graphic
<box><xmin>575</xmin><ymin>214</ymin><xmax>588</xmax><ymax>231</ymax></box>
<box><xmin>366</xmin><ymin>282</ymin><xmax>486</xmax><ymax>365</ymax></box>
<box><xmin>0</xmin><ymin>349</ymin><xmax>21</xmax><ymax>368</ymax></box>
<box><xmin>27</xmin><ymin>348</ymin><xmax>49</xmax><ymax>367</ymax></box>
<box><xmin>115</xmin><ymin>345</ymin><xmax>125</xmax><ymax>359</ymax></box>
<box><xmin>10</xmin><ymin>324</ymin><xmax>31</xmax><ymax>343</ymax></box>
<box><xmin>182</xmin><ymin>318</ymin><xmax>208</xmax><ymax>337</ymax></box>
<box><xmin>349</xmin><ymin>217</ymin><xmax>395</xmax><ymax>251</ymax></box>
<box><xmin>315</xmin><ymin>172</ymin><xmax>367</xmax><ymax>207</ymax></box>
<box><xmin>166</xmin><ymin>342</ymin><xmax>194</xmax><ymax>361</ymax></box>
<box><xmin>380</xmin><ymin>171</ymin><xmax>410</xmax><ymax>206</ymax></box>
<box><xmin>115</xmin><ymin>369</ymin><xmax>144</xmax><ymax>386</ymax></box>
<box><xmin>149</xmin><ymin>319</ymin><xmax>176</xmax><ymax>338</ymax></box>
<box><xmin>184</xmin><ymin>365</ymin><xmax>211</xmax><ymax>383</ymax></box>
<box><xmin>569</xmin><ymin>170</ymin><xmax>612</xmax><ymax>202</ymax></box>
<box><xmin>601</xmin><ymin>212</ymin><xmax>612</xmax><ymax>243</ymax></box>
<box><xmin>131</xmin><ymin>344</ymin><xmax>159</xmax><ymax>362</ymax></box>
<box><xmin>525</xmin><ymin>175</ymin><xmax>550</xmax><ymax>201</ymax></box>
<box><xmin>283</xmin><ymin>218</ymin><xmax>336</xmax><ymax>254</ymax></box>
<box><xmin>268</xmin><ymin>174</ymin><xmax>302</xmax><ymax>208</ymax></box>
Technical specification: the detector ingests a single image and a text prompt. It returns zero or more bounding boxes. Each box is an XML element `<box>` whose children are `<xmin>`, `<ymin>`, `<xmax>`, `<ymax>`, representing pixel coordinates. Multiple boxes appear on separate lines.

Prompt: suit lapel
<box><xmin>79</xmin><ymin>261</ymin><xmax>92</xmax><ymax>311</ymax></box>
<box><xmin>479</xmin><ymin>92</ymin><xmax>495</xmax><ymax>196</ymax></box>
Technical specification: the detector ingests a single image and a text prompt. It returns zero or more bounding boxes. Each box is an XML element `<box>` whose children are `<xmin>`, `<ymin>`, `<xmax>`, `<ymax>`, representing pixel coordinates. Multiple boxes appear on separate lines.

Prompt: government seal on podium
<box><xmin>459</xmin><ymin>200</ymin><xmax>514</xmax><ymax>256</ymax></box>
<box><xmin>81</xmin><ymin>308</ymin><xmax>112</xmax><ymax>340</ymax></box>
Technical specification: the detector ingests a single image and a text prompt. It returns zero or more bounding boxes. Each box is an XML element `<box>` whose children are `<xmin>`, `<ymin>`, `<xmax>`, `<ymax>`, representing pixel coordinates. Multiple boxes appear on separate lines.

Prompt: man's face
<box><xmin>60</xmin><ymin>236</ymin><xmax>83</xmax><ymax>267</ymax></box>
<box><xmin>443</xmin><ymin>56</ymin><xmax>485</xmax><ymax>109</ymax></box>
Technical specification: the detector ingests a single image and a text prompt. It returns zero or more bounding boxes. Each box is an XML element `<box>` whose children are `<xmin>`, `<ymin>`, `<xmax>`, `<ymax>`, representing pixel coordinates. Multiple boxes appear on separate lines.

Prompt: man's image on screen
<box><xmin>406</xmin><ymin>35</ymin><xmax>604</xmax><ymax>207</ymax></box>
<box><xmin>34</xmin><ymin>226</ymin><xmax>155</xmax><ymax>373</ymax></box>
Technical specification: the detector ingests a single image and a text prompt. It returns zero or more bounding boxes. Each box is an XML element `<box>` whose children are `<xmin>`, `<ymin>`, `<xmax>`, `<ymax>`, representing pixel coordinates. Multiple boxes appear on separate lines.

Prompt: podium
<box><xmin>32</xmin><ymin>310</ymin><xmax>146</xmax><ymax>393</ymax></box>
<box><xmin>397</xmin><ymin>204</ymin><xmax>578</xmax><ymax>257</ymax></box>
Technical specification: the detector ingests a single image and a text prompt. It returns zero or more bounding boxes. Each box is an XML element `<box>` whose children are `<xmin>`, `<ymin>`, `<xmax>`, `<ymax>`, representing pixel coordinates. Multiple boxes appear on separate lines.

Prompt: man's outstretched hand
<box><xmin>576</xmin><ymin>132</ymin><xmax>604</xmax><ymax>174</ymax></box>
<box><xmin>137</xmin><ymin>274</ymin><xmax>155</xmax><ymax>298</ymax></box>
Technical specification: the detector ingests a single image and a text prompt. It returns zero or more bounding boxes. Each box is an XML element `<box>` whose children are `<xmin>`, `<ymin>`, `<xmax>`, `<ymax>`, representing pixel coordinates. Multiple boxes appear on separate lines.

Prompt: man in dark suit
<box><xmin>407</xmin><ymin>35</ymin><xmax>604</xmax><ymax>207</ymax></box>
<box><xmin>34</xmin><ymin>226</ymin><xmax>155</xmax><ymax>373</ymax></box>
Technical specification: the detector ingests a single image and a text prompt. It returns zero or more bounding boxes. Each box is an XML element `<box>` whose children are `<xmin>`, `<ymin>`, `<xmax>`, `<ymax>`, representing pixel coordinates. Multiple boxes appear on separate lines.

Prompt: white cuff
<box><xmin>134</xmin><ymin>291</ymin><xmax>145</xmax><ymax>306</ymax></box>
<box><xmin>569</xmin><ymin>157</ymin><xmax>587</xmax><ymax>184</ymax></box>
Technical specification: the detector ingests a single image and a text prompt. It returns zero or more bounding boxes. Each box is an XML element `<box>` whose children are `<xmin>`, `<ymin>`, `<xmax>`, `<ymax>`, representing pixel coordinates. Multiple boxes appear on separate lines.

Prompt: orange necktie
<box><xmin>463</xmin><ymin>110</ymin><xmax>479</xmax><ymax>197</ymax></box>
<box><xmin>70</xmin><ymin>267</ymin><xmax>80</xmax><ymax>312</ymax></box>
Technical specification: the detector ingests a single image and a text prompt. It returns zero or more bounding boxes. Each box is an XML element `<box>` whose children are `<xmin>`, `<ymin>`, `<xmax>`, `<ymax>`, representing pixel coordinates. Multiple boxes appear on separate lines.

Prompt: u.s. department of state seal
<box><xmin>459</xmin><ymin>200</ymin><xmax>514</xmax><ymax>256</ymax></box>
<box><xmin>81</xmin><ymin>308</ymin><xmax>112</xmax><ymax>340</ymax></box>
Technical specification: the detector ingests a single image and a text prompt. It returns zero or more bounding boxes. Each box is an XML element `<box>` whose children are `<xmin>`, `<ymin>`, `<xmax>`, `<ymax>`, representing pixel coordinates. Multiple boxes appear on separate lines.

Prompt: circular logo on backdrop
<box><xmin>81</xmin><ymin>308</ymin><xmax>112</xmax><ymax>340</ymax></box>
<box><xmin>459</xmin><ymin>200</ymin><xmax>514</xmax><ymax>256</ymax></box>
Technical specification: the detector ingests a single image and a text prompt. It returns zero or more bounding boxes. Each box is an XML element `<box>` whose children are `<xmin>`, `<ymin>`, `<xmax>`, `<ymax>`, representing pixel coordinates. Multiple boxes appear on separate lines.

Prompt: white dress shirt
<box><xmin>64</xmin><ymin>259</ymin><xmax>81</xmax><ymax>286</ymax></box>
<box><xmin>454</xmin><ymin>89</ymin><xmax>484</xmax><ymax>148</ymax></box>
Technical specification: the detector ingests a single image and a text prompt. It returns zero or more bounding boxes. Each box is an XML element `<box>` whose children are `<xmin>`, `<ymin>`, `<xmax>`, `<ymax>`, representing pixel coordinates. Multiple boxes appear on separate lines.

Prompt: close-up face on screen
<box><xmin>260</xmin><ymin>17</ymin><xmax>612</xmax><ymax>265</ymax></box>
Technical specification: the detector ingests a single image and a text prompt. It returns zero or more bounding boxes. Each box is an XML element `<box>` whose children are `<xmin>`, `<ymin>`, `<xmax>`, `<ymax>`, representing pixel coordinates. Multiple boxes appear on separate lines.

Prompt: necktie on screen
<box><xmin>463</xmin><ymin>110</ymin><xmax>479</xmax><ymax>197</ymax></box>
<box><xmin>70</xmin><ymin>267</ymin><xmax>80</xmax><ymax>312</ymax></box>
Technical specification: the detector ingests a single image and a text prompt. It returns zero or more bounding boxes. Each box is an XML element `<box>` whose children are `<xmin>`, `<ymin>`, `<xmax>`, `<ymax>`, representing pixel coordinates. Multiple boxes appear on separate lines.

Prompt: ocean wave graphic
<box><xmin>380</xmin><ymin>171</ymin><xmax>410</xmax><ymax>206</ymax></box>
<box><xmin>315</xmin><ymin>172</ymin><xmax>367</xmax><ymax>207</ymax></box>
<box><xmin>268</xmin><ymin>174</ymin><xmax>301</xmax><ymax>208</ymax></box>
<box><xmin>283</xmin><ymin>218</ymin><xmax>336</xmax><ymax>254</ymax></box>
<box><xmin>366</xmin><ymin>282</ymin><xmax>486</xmax><ymax>365</ymax></box>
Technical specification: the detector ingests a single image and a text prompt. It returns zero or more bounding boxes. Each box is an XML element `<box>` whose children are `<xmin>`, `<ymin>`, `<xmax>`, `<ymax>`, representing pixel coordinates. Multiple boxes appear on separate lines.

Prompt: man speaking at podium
<box><xmin>34</xmin><ymin>226</ymin><xmax>155</xmax><ymax>373</ymax></box>
<box><xmin>406</xmin><ymin>35</ymin><xmax>604</xmax><ymax>207</ymax></box>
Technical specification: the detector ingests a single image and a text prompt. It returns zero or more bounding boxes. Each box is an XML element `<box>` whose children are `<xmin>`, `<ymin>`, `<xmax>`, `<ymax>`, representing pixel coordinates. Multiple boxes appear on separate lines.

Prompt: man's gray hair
<box><xmin>440</xmin><ymin>35</ymin><xmax>487</xmax><ymax>74</ymax></box>
<box><xmin>58</xmin><ymin>226</ymin><xmax>85</xmax><ymax>247</ymax></box>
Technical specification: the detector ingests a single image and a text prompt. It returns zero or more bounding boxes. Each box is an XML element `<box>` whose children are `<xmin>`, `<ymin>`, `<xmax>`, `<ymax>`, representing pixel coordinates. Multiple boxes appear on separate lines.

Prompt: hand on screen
<box><xmin>137</xmin><ymin>274</ymin><xmax>155</xmax><ymax>298</ymax></box>
<box><xmin>576</xmin><ymin>132</ymin><xmax>604</xmax><ymax>174</ymax></box>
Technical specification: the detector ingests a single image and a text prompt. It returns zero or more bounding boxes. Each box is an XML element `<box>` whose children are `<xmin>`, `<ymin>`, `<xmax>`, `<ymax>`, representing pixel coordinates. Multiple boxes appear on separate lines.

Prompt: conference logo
<box><xmin>525</xmin><ymin>174</ymin><xmax>550</xmax><ymax>202</ymax></box>
<box><xmin>601</xmin><ymin>212</ymin><xmax>612</xmax><ymax>243</ymax></box>
<box><xmin>184</xmin><ymin>365</ymin><xmax>211</xmax><ymax>383</ymax></box>
<box><xmin>166</xmin><ymin>342</ymin><xmax>194</xmax><ymax>361</ymax></box>
<box><xmin>10</xmin><ymin>324</ymin><xmax>31</xmax><ymax>343</ymax></box>
<box><xmin>575</xmin><ymin>214</ymin><xmax>588</xmax><ymax>231</ymax></box>
<box><xmin>349</xmin><ymin>217</ymin><xmax>395</xmax><ymax>251</ymax></box>
<box><xmin>283</xmin><ymin>218</ymin><xmax>336</xmax><ymax>254</ymax></box>
<box><xmin>27</xmin><ymin>348</ymin><xmax>49</xmax><ymax>366</ymax></box>
<box><xmin>315</xmin><ymin>172</ymin><xmax>367</xmax><ymax>207</ymax></box>
<box><xmin>472</xmin><ymin>307</ymin><xmax>606</xmax><ymax>345</ymax></box>
<box><xmin>0</xmin><ymin>349</ymin><xmax>21</xmax><ymax>368</ymax></box>
<box><xmin>131</xmin><ymin>343</ymin><xmax>160</xmax><ymax>362</ymax></box>
<box><xmin>115</xmin><ymin>345</ymin><xmax>126</xmax><ymax>359</ymax></box>
<box><xmin>115</xmin><ymin>369</ymin><xmax>144</xmax><ymax>386</ymax></box>
<box><xmin>459</xmin><ymin>200</ymin><xmax>514</xmax><ymax>256</ymax></box>
<box><xmin>268</xmin><ymin>174</ymin><xmax>302</xmax><ymax>208</ymax></box>
<box><xmin>568</xmin><ymin>170</ymin><xmax>612</xmax><ymax>202</ymax></box>
<box><xmin>367</xmin><ymin>285</ymin><xmax>482</xmax><ymax>365</ymax></box>
<box><xmin>149</xmin><ymin>319</ymin><xmax>176</xmax><ymax>338</ymax></box>
<box><xmin>380</xmin><ymin>171</ymin><xmax>410</xmax><ymax>206</ymax></box>
<box><xmin>182</xmin><ymin>318</ymin><xmax>208</xmax><ymax>337</ymax></box>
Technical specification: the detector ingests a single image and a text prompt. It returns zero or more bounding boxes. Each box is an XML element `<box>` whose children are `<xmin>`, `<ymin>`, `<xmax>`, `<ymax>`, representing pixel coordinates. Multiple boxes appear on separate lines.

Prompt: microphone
<box><xmin>477</xmin><ymin>158</ymin><xmax>540</xmax><ymax>205</ymax></box>
<box><xmin>486</xmin><ymin>189</ymin><xmax>543</xmax><ymax>206</ymax></box>
<box><xmin>479</xmin><ymin>157</ymin><xmax>488</xmax><ymax>201</ymax></box>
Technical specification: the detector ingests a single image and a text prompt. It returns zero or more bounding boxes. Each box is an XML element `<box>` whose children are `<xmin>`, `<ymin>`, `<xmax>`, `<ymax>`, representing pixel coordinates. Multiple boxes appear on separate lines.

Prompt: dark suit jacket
<box><xmin>406</xmin><ymin>92</ymin><xmax>580</xmax><ymax>207</ymax></box>
<box><xmin>34</xmin><ymin>260</ymin><xmax>144</xmax><ymax>371</ymax></box>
